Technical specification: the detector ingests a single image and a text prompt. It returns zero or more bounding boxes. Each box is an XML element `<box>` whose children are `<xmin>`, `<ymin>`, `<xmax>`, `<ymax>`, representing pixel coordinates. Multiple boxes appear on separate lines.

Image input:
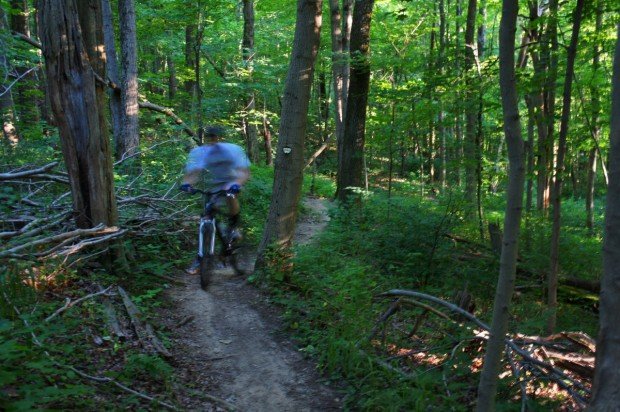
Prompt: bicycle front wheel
<box><xmin>199</xmin><ymin>254</ymin><xmax>215</xmax><ymax>290</ymax></box>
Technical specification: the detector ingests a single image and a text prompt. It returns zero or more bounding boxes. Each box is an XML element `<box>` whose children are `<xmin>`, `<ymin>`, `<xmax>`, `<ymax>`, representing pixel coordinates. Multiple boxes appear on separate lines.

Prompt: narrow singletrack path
<box><xmin>164</xmin><ymin>197</ymin><xmax>339</xmax><ymax>411</ymax></box>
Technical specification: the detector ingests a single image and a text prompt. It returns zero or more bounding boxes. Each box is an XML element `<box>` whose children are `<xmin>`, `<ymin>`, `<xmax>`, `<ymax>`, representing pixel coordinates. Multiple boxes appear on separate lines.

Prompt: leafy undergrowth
<box><xmin>0</xmin><ymin>233</ymin><xmax>192</xmax><ymax>411</ymax></box>
<box><xmin>260</xmin><ymin>188</ymin><xmax>600</xmax><ymax>411</ymax></box>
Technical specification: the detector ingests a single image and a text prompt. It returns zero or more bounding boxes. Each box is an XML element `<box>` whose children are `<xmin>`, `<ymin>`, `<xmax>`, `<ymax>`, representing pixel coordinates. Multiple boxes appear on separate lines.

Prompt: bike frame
<box><xmin>196</xmin><ymin>190</ymin><xmax>233</xmax><ymax>259</ymax></box>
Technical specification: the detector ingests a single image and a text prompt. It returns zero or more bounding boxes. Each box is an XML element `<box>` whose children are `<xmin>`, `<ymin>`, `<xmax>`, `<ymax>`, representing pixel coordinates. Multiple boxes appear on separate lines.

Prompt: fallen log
<box><xmin>118</xmin><ymin>286</ymin><xmax>171</xmax><ymax>358</ymax></box>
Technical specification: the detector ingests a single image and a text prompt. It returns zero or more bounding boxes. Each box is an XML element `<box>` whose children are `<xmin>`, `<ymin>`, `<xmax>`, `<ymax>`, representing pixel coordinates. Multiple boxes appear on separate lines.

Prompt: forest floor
<box><xmin>160</xmin><ymin>197</ymin><xmax>341</xmax><ymax>411</ymax></box>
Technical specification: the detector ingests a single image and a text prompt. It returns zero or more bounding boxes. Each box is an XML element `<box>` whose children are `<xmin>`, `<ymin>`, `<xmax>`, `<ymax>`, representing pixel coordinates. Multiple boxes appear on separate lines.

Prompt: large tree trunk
<box><xmin>101</xmin><ymin>0</ymin><xmax>123</xmax><ymax>158</ymax></box>
<box><xmin>256</xmin><ymin>0</ymin><xmax>323</xmax><ymax>261</ymax></box>
<box><xmin>475</xmin><ymin>0</ymin><xmax>525</xmax><ymax>409</ymax></box>
<box><xmin>117</xmin><ymin>0</ymin><xmax>139</xmax><ymax>160</ymax></box>
<box><xmin>546</xmin><ymin>0</ymin><xmax>584</xmax><ymax>335</ymax></box>
<box><xmin>589</xmin><ymin>22</ymin><xmax>620</xmax><ymax>411</ymax></box>
<box><xmin>242</xmin><ymin>0</ymin><xmax>260</xmax><ymax>163</ymax></box>
<box><xmin>335</xmin><ymin>0</ymin><xmax>375</xmax><ymax>202</ymax></box>
<box><xmin>39</xmin><ymin>0</ymin><xmax>118</xmax><ymax>229</ymax></box>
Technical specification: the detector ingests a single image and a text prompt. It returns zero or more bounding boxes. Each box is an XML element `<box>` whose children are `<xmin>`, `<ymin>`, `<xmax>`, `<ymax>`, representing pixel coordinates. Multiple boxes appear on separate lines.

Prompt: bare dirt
<box><xmin>163</xmin><ymin>197</ymin><xmax>340</xmax><ymax>411</ymax></box>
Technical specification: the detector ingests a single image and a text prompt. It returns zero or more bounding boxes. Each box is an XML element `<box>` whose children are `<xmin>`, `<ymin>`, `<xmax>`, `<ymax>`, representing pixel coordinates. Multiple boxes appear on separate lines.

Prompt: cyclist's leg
<box><xmin>225</xmin><ymin>195</ymin><xmax>242</xmax><ymax>241</ymax></box>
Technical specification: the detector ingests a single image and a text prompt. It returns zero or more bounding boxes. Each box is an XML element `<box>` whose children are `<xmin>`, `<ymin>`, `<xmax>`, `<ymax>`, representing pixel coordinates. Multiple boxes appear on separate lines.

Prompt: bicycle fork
<box><xmin>198</xmin><ymin>218</ymin><xmax>216</xmax><ymax>258</ymax></box>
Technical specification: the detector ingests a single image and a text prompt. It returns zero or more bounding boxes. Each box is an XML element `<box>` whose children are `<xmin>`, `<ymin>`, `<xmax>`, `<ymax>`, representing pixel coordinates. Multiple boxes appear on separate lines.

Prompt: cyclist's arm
<box><xmin>182</xmin><ymin>169</ymin><xmax>201</xmax><ymax>186</ymax></box>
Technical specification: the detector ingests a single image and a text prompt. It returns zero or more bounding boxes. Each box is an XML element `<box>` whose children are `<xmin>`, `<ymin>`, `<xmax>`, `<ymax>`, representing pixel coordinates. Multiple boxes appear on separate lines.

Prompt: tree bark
<box><xmin>262</xmin><ymin>99</ymin><xmax>273</xmax><ymax>166</ymax></box>
<box><xmin>336</xmin><ymin>0</ymin><xmax>375</xmax><ymax>202</ymax></box>
<box><xmin>256</xmin><ymin>0</ymin><xmax>323</xmax><ymax>261</ymax></box>
<box><xmin>586</xmin><ymin>1</ymin><xmax>603</xmax><ymax>234</ymax></box>
<box><xmin>463</xmin><ymin>0</ymin><xmax>478</xmax><ymax>207</ymax></box>
<box><xmin>242</xmin><ymin>0</ymin><xmax>260</xmax><ymax>163</ymax></box>
<box><xmin>589</xmin><ymin>22</ymin><xmax>620</xmax><ymax>411</ymax></box>
<box><xmin>167</xmin><ymin>56</ymin><xmax>177</xmax><ymax>99</ymax></box>
<box><xmin>101</xmin><ymin>0</ymin><xmax>123</xmax><ymax>158</ymax></box>
<box><xmin>328</xmin><ymin>0</ymin><xmax>345</xmax><ymax>147</ymax></box>
<box><xmin>117</xmin><ymin>0</ymin><xmax>139</xmax><ymax>161</ymax></box>
<box><xmin>546</xmin><ymin>0</ymin><xmax>584</xmax><ymax>335</ymax></box>
<box><xmin>475</xmin><ymin>0</ymin><xmax>525</xmax><ymax>409</ymax></box>
<box><xmin>38</xmin><ymin>0</ymin><xmax>118</xmax><ymax>229</ymax></box>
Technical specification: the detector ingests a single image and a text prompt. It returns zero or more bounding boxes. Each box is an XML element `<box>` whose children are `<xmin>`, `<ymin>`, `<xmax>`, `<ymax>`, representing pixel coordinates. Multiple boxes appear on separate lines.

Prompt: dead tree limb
<box><xmin>0</xmin><ymin>162</ymin><xmax>59</xmax><ymax>180</ymax></box>
<box><xmin>0</xmin><ymin>224</ymin><xmax>117</xmax><ymax>258</ymax></box>
<box><xmin>138</xmin><ymin>101</ymin><xmax>196</xmax><ymax>138</ymax></box>
<box><xmin>45</xmin><ymin>286</ymin><xmax>115</xmax><ymax>322</ymax></box>
<box><xmin>118</xmin><ymin>286</ymin><xmax>171</xmax><ymax>358</ymax></box>
<box><xmin>382</xmin><ymin>289</ymin><xmax>590</xmax><ymax>404</ymax></box>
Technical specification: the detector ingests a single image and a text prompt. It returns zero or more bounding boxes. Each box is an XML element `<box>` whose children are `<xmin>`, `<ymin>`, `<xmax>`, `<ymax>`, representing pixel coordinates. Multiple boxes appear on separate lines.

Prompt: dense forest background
<box><xmin>1</xmin><ymin>0</ymin><xmax>620</xmax><ymax>410</ymax></box>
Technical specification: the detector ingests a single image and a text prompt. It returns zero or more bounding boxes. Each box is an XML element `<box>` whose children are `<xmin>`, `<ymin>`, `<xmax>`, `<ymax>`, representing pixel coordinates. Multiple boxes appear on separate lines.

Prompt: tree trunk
<box><xmin>39</xmin><ymin>0</ymin><xmax>118</xmax><ymax>229</ymax></box>
<box><xmin>256</xmin><ymin>0</ymin><xmax>323</xmax><ymax>261</ymax></box>
<box><xmin>101</xmin><ymin>0</ymin><xmax>123</xmax><ymax>158</ymax></box>
<box><xmin>438</xmin><ymin>0</ymin><xmax>447</xmax><ymax>187</ymax></box>
<box><xmin>262</xmin><ymin>99</ymin><xmax>273</xmax><ymax>166</ymax></box>
<box><xmin>167</xmin><ymin>56</ymin><xmax>177</xmax><ymax>99</ymax></box>
<box><xmin>463</xmin><ymin>0</ymin><xmax>478</xmax><ymax>207</ymax></box>
<box><xmin>0</xmin><ymin>6</ymin><xmax>17</xmax><ymax>145</ymax></box>
<box><xmin>546</xmin><ymin>0</ymin><xmax>584</xmax><ymax>335</ymax></box>
<box><xmin>184</xmin><ymin>24</ymin><xmax>197</xmax><ymax>96</ymax></box>
<box><xmin>336</xmin><ymin>0</ymin><xmax>375</xmax><ymax>202</ymax></box>
<box><xmin>475</xmin><ymin>0</ymin><xmax>525</xmax><ymax>409</ymax></box>
<box><xmin>117</xmin><ymin>0</ymin><xmax>140</xmax><ymax>161</ymax></box>
<box><xmin>10</xmin><ymin>0</ymin><xmax>40</xmax><ymax>127</ymax></box>
<box><xmin>586</xmin><ymin>1</ymin><xmax>603</xmax><ymax>234</ymax></box>
<box><xmin>242</xmin><ymin>0</ymin><xmax>260</xmax><ymax>163</ymax></box>
<box><xmin>328</xmin><ymin>0</ymin><xmax>346</xmax><ymax>147</ymax></box>
<box><xmin>589</xmin><ymin>22</ymin><xmax>620</xmax><ymax>411</ymax></box>
<box><xmin>342</xmin><ymin>0</ymin><xmax>353</xmax><ymax>110</ymax></box>
<box><xmin>525</xmin><ymin>96</ymin><xmax>535</xmax><ymax>213</ymax></box>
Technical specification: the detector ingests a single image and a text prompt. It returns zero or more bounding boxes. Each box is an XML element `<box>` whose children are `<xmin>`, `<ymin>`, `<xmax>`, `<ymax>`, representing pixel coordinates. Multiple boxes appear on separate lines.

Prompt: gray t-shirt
<box><xmin>185</xmin><ymin>142</ymin><xmax>250</xmax><ymax>189</ymax></box>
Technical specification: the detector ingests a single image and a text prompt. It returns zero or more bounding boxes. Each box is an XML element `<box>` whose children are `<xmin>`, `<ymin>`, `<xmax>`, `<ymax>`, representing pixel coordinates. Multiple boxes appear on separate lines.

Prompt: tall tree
<box><xmin>328</xmin><ymin>0</ymin><xmax>348</xmax><ymax>148</ymax></box>
<box><xmin>475</xmin><ymin>0</ymin><xmax>526</xmax><ymax>408</ymax></box>
<box><xmin>336</xmin><ymin>0</ymin><xmax>375</xmax><ymax>201</ymax></box>
<box><xmin>242</xmin><ymin>0</ymin><xmax>260</xmax><ymax>163</ymax></box>
<box><xmin>0</xmin><ymin>5</ymin><xmax>17</xmax><ymax>144</ymax></box>
<box><xmin>589</xmin><ymin>22</ymin><xmax>620</xmax><ymax>411</ymax></box>
<box><xmin>39</xmin><ymin>0</ymin><xmax>118</xmax><ymax>229</ymax></box>
<box><xmin>101</xmin><ymin>0</ymin><xmax>123</xmax><ymax>156</ymax></box>
<box><xmin>9</xmin><ymin>0</ymin><xmax>39</xmax><ymax>126</ymax></box>
<box><xmin>546</xmin><ymin>0</ymin><xmax>585</xmax><ymax>335</ymax></box>
<box><xmin>256</xmin><ymin>0</ymin><xmax>323</xmax><ymax>260</ymax></box>
<box><xmin>586</xmin><ymin>0</ymin><xmax>603</xmax><ymax>234</ymax></box>
<box><xmin>117</xmin><ymin>0</ymin><xmax>139</xmax><ymax>160</ymax></box>
<box><xmin>463</xmin><ymin>0</ymin><xmax>478</xmax><ymax>208</ymax></box>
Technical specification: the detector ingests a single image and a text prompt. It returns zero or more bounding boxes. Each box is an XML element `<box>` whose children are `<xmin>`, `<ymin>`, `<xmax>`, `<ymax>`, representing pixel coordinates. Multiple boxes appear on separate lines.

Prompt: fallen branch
<box><xmin>45</xmin><ymin>286</ymin><xmax>115</xmax><ymax>322</ymax></box>
<box><xmin>138</xmin><ymin>101</ymin><xmax>196</xmax><ymax>138</ymax></box>
<box><xmin>382</xmin><ymin>289</ymin><xmax>590</xmax><ymax>404</ymax></box>
<box><xmin>114</xmin><ymin>139</ymin><xmax>182</xmax><ymax>166</ymax></box>
<box><xmin>0</xmin><ymin>162</ymin><xmax>59</xmax><ymax>181</ymax></box>
<box><xmin>118</xmin><ymin>286</ymin><xmax>172</xmax><ymax>358</ymax></box>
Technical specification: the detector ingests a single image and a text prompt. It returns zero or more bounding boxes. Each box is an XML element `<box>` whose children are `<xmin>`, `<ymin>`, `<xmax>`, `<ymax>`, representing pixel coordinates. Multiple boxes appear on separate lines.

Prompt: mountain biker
<box><xmin>180</xmin><ymin>126</ymin><xmax>250</xmax><ymax>274</ymax></box>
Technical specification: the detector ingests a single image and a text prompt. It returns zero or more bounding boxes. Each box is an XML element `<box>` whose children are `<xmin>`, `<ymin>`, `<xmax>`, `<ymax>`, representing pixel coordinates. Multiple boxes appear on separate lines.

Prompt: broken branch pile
<box><xmin>365</xmin><ymin>289</ymin><xmax>593</xmax><ymax>409</ymax></box>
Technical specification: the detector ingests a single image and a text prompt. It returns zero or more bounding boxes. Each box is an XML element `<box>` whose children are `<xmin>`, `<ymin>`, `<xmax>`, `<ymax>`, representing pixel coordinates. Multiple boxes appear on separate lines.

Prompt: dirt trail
<box><xmin>165</xmin><ymin>197</ymin><xmax>338</xmax><ymax>411</ymax></box>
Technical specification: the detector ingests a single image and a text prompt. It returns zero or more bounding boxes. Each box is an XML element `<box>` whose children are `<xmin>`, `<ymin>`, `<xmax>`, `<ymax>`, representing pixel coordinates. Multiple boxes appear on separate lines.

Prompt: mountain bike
<box><xmin>192</xmin><ymin>188</ymin><xmax>244</xmax><ymax>290</ymax></box>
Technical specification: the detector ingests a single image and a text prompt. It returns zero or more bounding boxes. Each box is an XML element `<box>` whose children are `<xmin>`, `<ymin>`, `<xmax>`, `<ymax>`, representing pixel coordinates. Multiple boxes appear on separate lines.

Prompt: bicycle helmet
<box><xmin>205</xmin><ymin>126</ymin><xmax>225</xmax><ymax>138</ymax></box>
